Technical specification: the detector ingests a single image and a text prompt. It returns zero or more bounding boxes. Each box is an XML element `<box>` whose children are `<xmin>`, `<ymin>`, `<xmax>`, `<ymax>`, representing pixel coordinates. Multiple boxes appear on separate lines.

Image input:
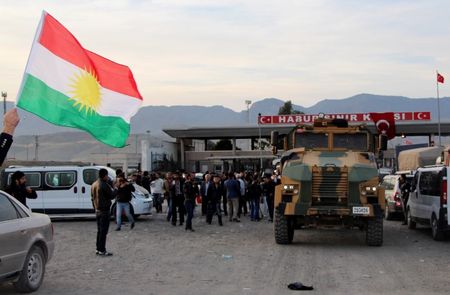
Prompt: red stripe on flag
<box><xmin>38</xmin><ymin>12</ymin><xmax>142</xmax><ymax>100</ymax></box>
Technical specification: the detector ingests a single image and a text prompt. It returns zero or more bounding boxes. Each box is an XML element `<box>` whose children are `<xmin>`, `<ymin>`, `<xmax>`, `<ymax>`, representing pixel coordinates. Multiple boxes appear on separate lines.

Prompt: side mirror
<box><xmin>271</xmin><ymin>131</ymin><xmax>279</xmax><ymax>147</ymax></box>
<box><xmin>378</xmin><ymin>134</ymin><xmax>388</xmax><ymax>151</ymax></box>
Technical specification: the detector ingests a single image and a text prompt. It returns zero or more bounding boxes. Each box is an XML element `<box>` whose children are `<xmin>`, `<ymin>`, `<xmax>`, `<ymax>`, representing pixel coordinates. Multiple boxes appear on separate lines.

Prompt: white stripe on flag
<box><xmin>25</xmin><ymin>43</ymin><xmax>141</xmax><ymax>123</ymax></box>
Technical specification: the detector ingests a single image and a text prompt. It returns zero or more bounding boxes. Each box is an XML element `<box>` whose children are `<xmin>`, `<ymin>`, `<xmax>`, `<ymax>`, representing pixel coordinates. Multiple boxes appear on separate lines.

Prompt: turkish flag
<box><xmin>437</xmin><ymin>73</ymin><xmax>444</xmax><ymax>83</ymax></box>
<box><xmin>370</xmin><ymin>112</ymin><xmax>396</xmax><ymax>140</ymax></box>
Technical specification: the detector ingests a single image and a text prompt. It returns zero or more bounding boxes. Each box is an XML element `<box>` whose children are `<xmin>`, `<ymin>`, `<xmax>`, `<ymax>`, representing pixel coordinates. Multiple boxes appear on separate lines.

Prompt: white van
<box><xmin>1</xmin><ymin>166</ymin><xmax>152</xmax><ymax>218</ymax></box>
<box><xmin>407</xmin><ymin>165</ymin><xmax>449</xmax><ymax>240</ymax></box>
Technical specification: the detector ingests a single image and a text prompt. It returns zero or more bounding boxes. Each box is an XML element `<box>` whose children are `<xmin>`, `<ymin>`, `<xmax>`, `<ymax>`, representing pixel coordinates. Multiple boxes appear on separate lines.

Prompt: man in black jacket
<box><xmin>115</xmin><ymin>175</ymin><xmax>136</xmax><ymax>231</ymax></box>
<box><xmin>0</xmin><ymin>108</ymin><xmax>20</xmax><ymax>166</ymax></box>
<box><xmin>205</xmin><ymin>175</ymin><xmax>223</xmax><ymax>226</ymax></box>
<box><xmin>91</xmin><ymin>168</ymin><xmax>115</xmax><ymax>256</ymax></box>
<box><xmin>6</xmin><ymin>171</ymin><xmax>37</xmax><ymax>207</ymax></box>
<box><xmin>183</xmin><ymin>173</ymin><xmax>198</xmax><ymax>231</ymax></box>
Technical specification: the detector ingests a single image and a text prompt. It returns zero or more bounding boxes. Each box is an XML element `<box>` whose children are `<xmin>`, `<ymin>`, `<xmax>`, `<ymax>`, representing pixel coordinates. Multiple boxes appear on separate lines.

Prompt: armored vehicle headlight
<box><xmin>282</xmin><ymin>184</ymin><xmax>299</xmax><ymax>193</ymax></box>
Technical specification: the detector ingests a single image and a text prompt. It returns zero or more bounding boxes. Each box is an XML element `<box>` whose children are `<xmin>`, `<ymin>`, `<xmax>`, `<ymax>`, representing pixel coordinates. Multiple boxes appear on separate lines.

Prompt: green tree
<box><xmin>278</xmin><ymin>100</ymin><xmax>303</xmax><ymax>115</ymax></box>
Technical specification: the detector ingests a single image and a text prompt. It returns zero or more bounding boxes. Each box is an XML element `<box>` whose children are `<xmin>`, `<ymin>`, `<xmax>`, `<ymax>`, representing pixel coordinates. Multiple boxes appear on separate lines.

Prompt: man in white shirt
<box><xmin>150</xmin><ymin>173</ymin><xmax>165</xmax><ymax>213</ymax></box>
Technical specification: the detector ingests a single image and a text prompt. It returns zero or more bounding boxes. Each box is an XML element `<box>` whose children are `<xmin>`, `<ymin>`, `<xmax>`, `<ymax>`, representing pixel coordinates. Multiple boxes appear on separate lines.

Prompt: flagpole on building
<box><xmin>436</xmin><ymin>70</ymin><xmax>442</xmax><ymax>146</ymax></box>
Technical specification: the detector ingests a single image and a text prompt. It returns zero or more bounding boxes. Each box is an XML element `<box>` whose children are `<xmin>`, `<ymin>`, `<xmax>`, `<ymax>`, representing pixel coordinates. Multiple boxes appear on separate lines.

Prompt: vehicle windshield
<box><xmin>294</xmin><ymin>133</ymin><xmax>328</xmax><ymax>149</ymax></box>
<box><xmin>294</xmin><ymin>132</ymin><xmax>368</xmax><ymax>150</ymax></box>
<box><xmin>333</xmin><ymin>133</ymin><xmax>368</xmax><ymax>150</ymax></box>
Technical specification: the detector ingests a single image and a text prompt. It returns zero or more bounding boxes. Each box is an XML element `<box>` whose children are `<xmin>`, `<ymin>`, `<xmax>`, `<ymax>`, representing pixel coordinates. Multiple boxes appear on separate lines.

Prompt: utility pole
<box><xmin>34</xmin><ymin>135</ymin><xmax>39</xmax><ymax>161</ymax></box>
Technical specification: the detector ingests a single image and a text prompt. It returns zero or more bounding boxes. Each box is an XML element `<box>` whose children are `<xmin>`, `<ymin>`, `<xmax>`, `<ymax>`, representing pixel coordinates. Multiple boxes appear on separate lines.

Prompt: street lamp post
<box><xmin>258</xmin><ymin>113</ymin><xmax>262</xmax><ymax>172</ymax></box>
<box><xmin>1</xmin><ymin>91</ymin><xmax>7</xmax><ymax>115</ymax></box>
<box><xmin>245</xmin><ymin>100</ymin><xmax>252</xmax><ymax>124</ymax></box>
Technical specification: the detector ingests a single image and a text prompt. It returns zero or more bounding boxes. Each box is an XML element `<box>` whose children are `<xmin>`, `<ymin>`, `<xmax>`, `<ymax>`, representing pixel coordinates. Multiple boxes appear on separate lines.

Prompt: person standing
<box><xmin>91</xmin><ymin>168</ymin><xmax>115</xmax><ymax>256</ymax></box>
<box><xmin>237</xmin><ymin>173</ymin><xmax>247</xmax><ymax>218</ymax></box>
<box><xmin>205</xmin><ymin>175</ymin><xmax>224</xmax><ymax>226</ymax></box>
<box><xmin>183</xmin><ymin>173</ymin><xmax>197</xmax><ymax>231</ymax></box>
<box><xmin>262</xmin><ymin>175</ymin><xmax>276</xmax><ymax>222</ymax></box>
<box><xmin>170</xmin><ymin>172</ymin><xmax>185</xmax><ymax>226</ymax></box>
<box><xmin>6</xmin><ymin>171</ymin><xmax>37</xmax><ymax>208</ymax></box>
<box><xmin>164</xmin><ymin>172</ymin><xmax>173</xmax><ymax>221</ymax></box>
<box><xmin>141</xmin><ymin>171</ymin><xmax>151</xmax><ymax>192</ymax></box>
<box><xmin>200</xmin><ymin>173</ymin><xmax>211</xmax><ymax>216</ymax></box>
<box><xmin>224</xmin><ymin>172</ymin><xmax>241</xmax><ymax>222</ymax></box>
<box><xmin>150</xmin><ymin>172</ymin><xmax>165</xmax><ymax>213</ymax></box>
<box><xmin>247</xmin><ymin>175</ymin><xmax>262</xmax><ymax>221</ymax></box>
<box><xmin>115</xmin><ymin>175</ymin><xmax>135</xmax><ymax>231</ymax></box>
<box><xmin>399</xmin><ymin>174</ymin><xmax>411</xmax><ymax>225</ymax></box>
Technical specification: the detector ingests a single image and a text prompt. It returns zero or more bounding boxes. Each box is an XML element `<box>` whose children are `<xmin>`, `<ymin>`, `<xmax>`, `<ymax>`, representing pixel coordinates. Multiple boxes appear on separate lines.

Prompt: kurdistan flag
<box><xmin>17</xmin><ymin>11</ymin><xmax>142</xmax><ymax>147</ymax></box>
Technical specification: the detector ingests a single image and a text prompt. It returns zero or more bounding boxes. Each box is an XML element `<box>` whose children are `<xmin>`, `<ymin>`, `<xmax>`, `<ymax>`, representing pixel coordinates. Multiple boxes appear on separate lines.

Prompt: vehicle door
<box><xmin>79</xmin><ymin>168</ymin><xmax>98</xmax><ymax>213</ymax></box>
<box><xmin>418</xmin><ymin>170</ymin><xmax>439</xmax><ymax>220</ymax></box>
<box><xmin>42</xmin><ymin>170</ymin><xmax>78</xmax><ymax>214</ymax></box>
<box><xmin>409</xmin><ymin>172</ymin><xmax>420</xmax><ymax>218</ymax></box>
<box><xmin>446</xmin><ymin>168</ymin><xmax>450</xmax><ymax>227</ymax></box>
<box><xmin>0</xmin><ymin>193</ymin><xmax>31</xmax><ymax>277</ymax></box>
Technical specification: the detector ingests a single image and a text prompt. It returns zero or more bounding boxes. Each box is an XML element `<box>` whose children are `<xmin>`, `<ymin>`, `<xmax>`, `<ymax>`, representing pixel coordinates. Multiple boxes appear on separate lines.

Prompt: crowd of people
<box><xmin>130</xmin><ymin>170</ymin><xmax>280</xmax><ymax>229</ymax></box>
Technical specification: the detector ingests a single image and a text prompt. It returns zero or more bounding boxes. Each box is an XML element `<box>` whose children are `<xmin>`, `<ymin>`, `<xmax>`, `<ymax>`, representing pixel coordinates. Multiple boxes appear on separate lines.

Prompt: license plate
<box><xmin>352</xmin><ymin>206</ymin><xmax>370</xmax><ymax>215</ymax></box>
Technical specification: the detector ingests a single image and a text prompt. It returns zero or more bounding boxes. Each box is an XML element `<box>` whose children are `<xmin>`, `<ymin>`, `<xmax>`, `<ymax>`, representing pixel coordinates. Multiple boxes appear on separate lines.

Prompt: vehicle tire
<box><xmin>275</xmin><ymin>208</ymin><xmax>292</xmax><ymax>244</ymax></box>
<box><xmin>431</xmin><ymin>214</ymin><xmax>445</xmax><ymax>241</ymax></box>
<box><xmin>366</xmin><ymin>217</ymin><xmax>383</xmax><ymax>246</ymax></box>
<box><xmin>406</xmin><ymin>207</ymin><xmax>416</xmax><ymax>229</ymax></box>
<box><xmin>384</xmin><ymin>204</ymin><xmax>393</xmax><ymax>220</ymax></box>
<box><xmin>13</xmin><ymin>246</ymin><xmax>46</xmax><ymax>293</ymax></box>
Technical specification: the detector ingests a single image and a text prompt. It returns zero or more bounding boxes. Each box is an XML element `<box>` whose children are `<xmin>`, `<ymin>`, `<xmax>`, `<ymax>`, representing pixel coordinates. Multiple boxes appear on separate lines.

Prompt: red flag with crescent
<box><xmin>370</xmin><ymin>112</ymin><xmax>396</xmax><ymax>140</ymax></box>
<box><xmin>437</xmin><ymin>73</ymin><xmax>444</xmax><ymax>83</ymax></box>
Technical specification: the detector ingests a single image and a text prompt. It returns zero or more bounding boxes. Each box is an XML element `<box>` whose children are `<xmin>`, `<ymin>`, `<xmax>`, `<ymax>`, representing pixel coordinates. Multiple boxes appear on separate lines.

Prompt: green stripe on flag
<box><xmin>17</xmin><ymin>74</ymin><xmax>130</xmax><ymax>148</ymax></box>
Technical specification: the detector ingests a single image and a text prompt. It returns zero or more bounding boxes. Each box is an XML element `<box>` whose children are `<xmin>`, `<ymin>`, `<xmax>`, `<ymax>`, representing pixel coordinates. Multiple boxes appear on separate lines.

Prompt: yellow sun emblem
<box><xmin>68</xmin><ymin>68</ymin><xmax>102</xmax><ymax>114</ymax></box>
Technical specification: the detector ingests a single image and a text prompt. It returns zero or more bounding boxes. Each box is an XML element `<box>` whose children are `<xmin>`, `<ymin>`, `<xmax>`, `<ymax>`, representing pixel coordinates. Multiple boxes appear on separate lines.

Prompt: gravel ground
<box><xmin>1</xmin><ymin>210</ymin><xmax>450</xmax><ymax>295</ymax></box>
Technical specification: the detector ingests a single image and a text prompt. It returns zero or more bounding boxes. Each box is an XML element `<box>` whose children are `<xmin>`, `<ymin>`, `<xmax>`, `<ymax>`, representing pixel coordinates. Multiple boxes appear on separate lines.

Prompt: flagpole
<box><xmin>436</xmin><ymin>70</ymin><xmax>442</xmax><ymax>146</ymax></box>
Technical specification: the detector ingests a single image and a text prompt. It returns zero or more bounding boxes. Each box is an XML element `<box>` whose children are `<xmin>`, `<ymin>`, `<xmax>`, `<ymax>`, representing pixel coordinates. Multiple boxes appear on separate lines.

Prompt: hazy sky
<box><xmin>1</xmin><ymin>0</ymin><xmax>449</xmax><ymax>112</ymax></box>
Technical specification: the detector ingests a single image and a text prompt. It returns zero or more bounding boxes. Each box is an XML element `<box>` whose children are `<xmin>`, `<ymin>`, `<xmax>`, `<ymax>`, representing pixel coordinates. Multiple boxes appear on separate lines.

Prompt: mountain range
<box><xmin>4</xmin><ymin>93</ymin><xmax>449</xmax><ymax>138</ymax></box>
<box><xmin>1</xmin><ymin>93</ymin><xmax>449</xmax><ymax>163</ymax></box>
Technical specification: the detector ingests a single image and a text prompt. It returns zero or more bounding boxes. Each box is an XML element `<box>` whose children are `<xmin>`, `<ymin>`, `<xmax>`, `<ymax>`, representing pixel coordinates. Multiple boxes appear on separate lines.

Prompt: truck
<box><xmin>270</xmin><ymin>116</ymin><xmax>386</xmax><ymax>246</ymax></box>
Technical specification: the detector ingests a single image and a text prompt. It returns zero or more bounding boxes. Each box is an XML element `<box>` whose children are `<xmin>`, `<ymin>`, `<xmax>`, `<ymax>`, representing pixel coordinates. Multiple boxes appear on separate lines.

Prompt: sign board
<box><xmin>258</xmin><ymin>112</ymin><xmax>431</xmax><ymax>125</ymax></box>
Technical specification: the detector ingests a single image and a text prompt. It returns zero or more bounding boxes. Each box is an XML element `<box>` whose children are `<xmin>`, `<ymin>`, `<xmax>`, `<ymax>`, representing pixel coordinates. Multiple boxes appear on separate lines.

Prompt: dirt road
<box><xmin>1</xmin><ymin>212</ymin><xmax>450</xmax><ymax>295</ymax></box>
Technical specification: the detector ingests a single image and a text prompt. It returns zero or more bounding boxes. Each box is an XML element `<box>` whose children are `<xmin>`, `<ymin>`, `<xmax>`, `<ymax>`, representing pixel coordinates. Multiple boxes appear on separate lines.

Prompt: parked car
<box><xmin>381</xmin><ymin>173</ymin><xmax>413</xmax><ymax>220</ymax></box>
<box><xmin>407</xmin><ymin>165</ymin><xmax>450</xmax><ymax>240</ymax></box>
<box><xmin>1</xmin><ymin>166</ymin><xmax>152</xmax><ymax>219</ymax></box>
<box><xmin>0</xmin><ymin>190</ymin><xmax>54</xmax><ymax>292</ymax></box>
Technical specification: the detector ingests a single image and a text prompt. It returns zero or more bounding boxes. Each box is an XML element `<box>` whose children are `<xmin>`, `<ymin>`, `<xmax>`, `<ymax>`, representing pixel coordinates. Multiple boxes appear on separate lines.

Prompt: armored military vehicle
<box><xmin>271</xmin><ymin>116</ymin><xmax>386</xmax><ymax>246</ymax></box>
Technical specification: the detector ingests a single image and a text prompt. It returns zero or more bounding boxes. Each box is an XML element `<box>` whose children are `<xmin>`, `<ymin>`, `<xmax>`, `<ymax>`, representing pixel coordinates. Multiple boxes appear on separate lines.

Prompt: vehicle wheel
<box><xmin>13</xmin><ymin>246</ymin><xmax>46</xmax><ymax>293</ymax></box>
<box><xmin>406</xmin><ymin>207</ymin><xmax>416</xmax><ymax>229</ymax></box>
<box><xmin>366</xmin><ymin>217</ymin><xmax>383</xmax><ymax>246</ymax></box>
<box><xmin>431</xmin><ymin>214</ymin><xmax>444</xmax><ymax>241</ymax></box>
<box><xmin>384</xmin><ymin>204</ymin><xmax>393</xmax><ymax>220</ymax></box>
<box><xmin>275</xmin><ymin>208</ymin><xmax>293</xmax><ymax>244</ymax></box>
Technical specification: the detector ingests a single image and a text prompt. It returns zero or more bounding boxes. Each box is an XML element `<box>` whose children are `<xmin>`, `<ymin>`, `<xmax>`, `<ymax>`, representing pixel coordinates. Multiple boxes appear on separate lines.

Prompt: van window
<box><xmin>83</xmin><ymin>169</ymin><xmax>98</xmax><ymax>185</ymax></box>
<box><xmin>6</xmin><ymin>172</ymin><xmax>41</xmax><ymax>188</ymax></box>
<box><xmin>419</xmin><ymin>171</ymin><xmax>441</xmax><ymax>196</ymax></box>
<box><xmin>45</xmin><ymin>171</ymin><xmax>76</xmax><ymax>188</ymax></box>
